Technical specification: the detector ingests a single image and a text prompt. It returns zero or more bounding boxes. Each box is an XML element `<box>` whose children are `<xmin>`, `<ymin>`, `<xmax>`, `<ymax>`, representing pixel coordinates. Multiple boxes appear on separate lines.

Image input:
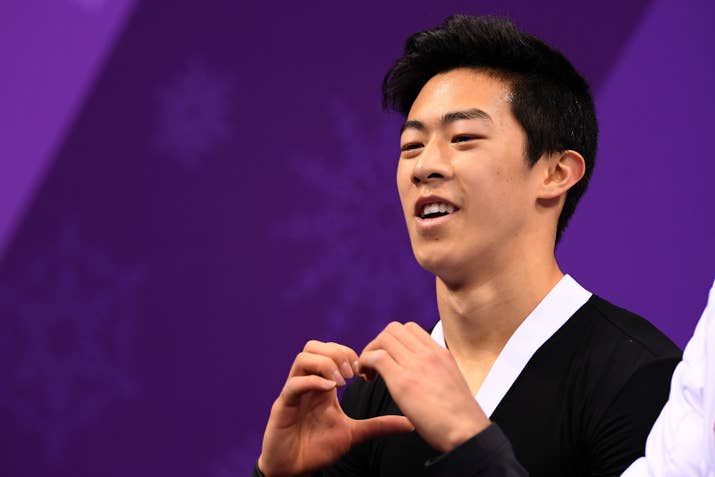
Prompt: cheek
<box><xmin>462</xmin><ymin>164</ymin><xmax>524</xmax><ymax>219</ymax></box>
<box><xmin>396</xmin><ymin>162</ymin><xmax>412</xmax><ymax>213</ymax></box>
<box><xmin>461</xmin><ymin>162</ymin><xmax>505</xmax><ymax>200</ymax></box>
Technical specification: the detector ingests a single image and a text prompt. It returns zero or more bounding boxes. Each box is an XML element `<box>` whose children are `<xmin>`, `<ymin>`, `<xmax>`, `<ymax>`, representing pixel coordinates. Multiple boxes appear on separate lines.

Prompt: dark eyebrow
<box><xmin>442</xmin><ymin>108</ymin><xmax>493</xmax><ymax>125</ymax></box>
<box><xmin>400</xmin><ymin>119</ymin><xmax>425</xmax><ymax>134</ymax></box>
<box><xmin>400</xmin><ymin>108</ymin><xmax>493</xmax><ymax>134</ymax></box>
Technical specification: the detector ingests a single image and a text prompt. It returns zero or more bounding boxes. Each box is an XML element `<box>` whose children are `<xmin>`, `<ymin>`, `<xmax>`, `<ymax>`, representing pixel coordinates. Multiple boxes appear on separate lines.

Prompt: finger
<box><xmin>303</xmin><ymin>340</ymin><xmax>359</xmax><ymax>378</ymax></box>
<box><xmin>362</xmin><ymin>328</ymin><xmax>411</xmax><ymax>366</ymax></box>
<box><xmin>383</xmin><ymin>321</ymin><xmax>424</xmax><ymax>353</ymax></box>
<box><xmin>357</xmin><ymin>349</ymin><xmax>402</xmax><ymax>383</ymax></box>
<box><xmin>404</xmin><ymin>321</ymin><xmax>439</xmax><ymax>350</ymax></box>
<box><xmin>369</xmin><ymin>321</ymin><xmax>420</xmax><ymax>353</ymax></box>
<box><xmin>289</xmin><ymin>352</ymin><xmax>348</xmax><ymax>386</ymax></box>
<box><xmin>279</xmin><ymin>375</ymin><xmax>337</xmax><ymax>406</ymax></box>
<box><xmin>350</xmin><ymin>415</ymin><xmax>414</xmax><ymax>445</ymax></box>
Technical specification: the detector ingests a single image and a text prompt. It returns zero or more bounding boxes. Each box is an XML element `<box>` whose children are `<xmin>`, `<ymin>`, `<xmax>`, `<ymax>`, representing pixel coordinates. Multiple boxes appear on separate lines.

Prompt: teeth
<box><xmin>425</xmin><ymin>203</ymin><xmax>439</xmax><ymax>215</ymax></box>
<box><xmin>421</xmin><ymin>202</ymin><xmax>456</xmax><ymax>217</ymax></box>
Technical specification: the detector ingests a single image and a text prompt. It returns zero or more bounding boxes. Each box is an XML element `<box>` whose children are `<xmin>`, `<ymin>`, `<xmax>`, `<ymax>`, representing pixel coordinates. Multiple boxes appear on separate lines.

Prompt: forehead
<box><xmin>407</xmin><ymin>68</ymin><xmax>514</xmax><ymax>126</ymax></box>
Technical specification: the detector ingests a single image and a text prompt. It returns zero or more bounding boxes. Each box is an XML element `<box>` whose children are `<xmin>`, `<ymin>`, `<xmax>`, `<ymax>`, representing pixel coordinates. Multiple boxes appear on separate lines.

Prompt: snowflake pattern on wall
<box><xmin>0</xmin><ymin>223</ymin><xmax>144</xmax><ymax>463</ymax></box>
<box><xmin>211</xmin><ymin>433</ymin><xmax>262</xmax><ymax>477</ymax></box>
<box><xmin>275</xmin><ymin>100</ymin><xmax>436</xmax><ymax>342</ymax></box>
<box><xmin>156</xmin><ymin>61</ymin><xmax>233</xmax><ymax>170</ymax></box>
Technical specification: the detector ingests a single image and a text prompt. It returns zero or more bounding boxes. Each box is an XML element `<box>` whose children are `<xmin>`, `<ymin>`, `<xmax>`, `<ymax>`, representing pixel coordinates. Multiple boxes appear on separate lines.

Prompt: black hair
<box><xmin>382</xmin><ymin>15</ymin><xmax>598</xmax><ymax>244</ymax></box>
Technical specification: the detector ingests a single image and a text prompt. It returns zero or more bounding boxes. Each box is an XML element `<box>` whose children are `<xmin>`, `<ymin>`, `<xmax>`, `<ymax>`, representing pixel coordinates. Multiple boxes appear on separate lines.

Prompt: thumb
<box><xmin>349</xmin><ymin>415</ymin><xmax>414</xmax><ymax>445</ymax></box>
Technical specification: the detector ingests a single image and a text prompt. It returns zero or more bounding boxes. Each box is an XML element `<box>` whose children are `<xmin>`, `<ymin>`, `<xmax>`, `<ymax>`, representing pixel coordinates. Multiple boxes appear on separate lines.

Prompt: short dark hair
<box><xmin>382</xmin><ymin>15</ymin><xmax>598</xmax><ymax>244</ymax></box>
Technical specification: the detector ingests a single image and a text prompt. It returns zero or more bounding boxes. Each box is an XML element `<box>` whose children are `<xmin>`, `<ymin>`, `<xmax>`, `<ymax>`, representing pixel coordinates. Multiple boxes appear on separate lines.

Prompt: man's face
<box><xmin>397</xmin><ymin>68</ymin><xmax>542</xmax><ymax>282</ymax></box>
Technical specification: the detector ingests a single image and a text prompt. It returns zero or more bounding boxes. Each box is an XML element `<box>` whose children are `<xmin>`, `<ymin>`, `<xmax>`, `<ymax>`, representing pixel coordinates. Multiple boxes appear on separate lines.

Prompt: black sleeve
<box><xmin>252</xmin><ymin>424</ymin><xmax>528</xmax><ymax>477</ymax></box>
<box><xmin>587</xmin><ymin>357</ymin><xmax>679</xmax><ymax>477</ymax></box>
<box><xmin>425</xmin><ymin>423</ymin><xmax>528</xmax><ymax>477</ymax></box>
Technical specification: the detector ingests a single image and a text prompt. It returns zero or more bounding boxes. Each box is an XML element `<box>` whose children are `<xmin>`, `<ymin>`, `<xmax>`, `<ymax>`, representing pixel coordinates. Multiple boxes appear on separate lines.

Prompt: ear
<box><xmin>537</xmin><ymin>150</ymin><xmax>586</xmax><ymax>200</ymax></box>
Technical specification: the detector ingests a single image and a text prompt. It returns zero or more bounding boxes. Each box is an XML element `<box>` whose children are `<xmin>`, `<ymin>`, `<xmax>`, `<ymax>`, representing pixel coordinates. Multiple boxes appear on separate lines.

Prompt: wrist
<box><xmin>256</xmin><ymin>455</ymin><xmax>310</xmax><ymax>477</ymax></box>
<box><xmin>442</xmin><ymin>417</ymin><xmax>491</xmax><ymax>452</ymax></box>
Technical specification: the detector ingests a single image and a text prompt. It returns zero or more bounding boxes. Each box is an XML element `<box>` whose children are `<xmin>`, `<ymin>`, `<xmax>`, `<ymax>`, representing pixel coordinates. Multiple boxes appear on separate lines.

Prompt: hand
<box><xmin>358</xmin><ymin>322</ymin><xmax>490</xmax><ymax>453</ymax></box>
<box><xmin>257</xmin><ymin>340</ymin><xmax>414</xmax><ymax>477</ymax></box>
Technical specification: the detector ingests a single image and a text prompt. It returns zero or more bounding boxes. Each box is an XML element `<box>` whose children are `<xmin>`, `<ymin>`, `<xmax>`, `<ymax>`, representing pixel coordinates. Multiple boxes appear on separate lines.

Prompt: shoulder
<box><xmin>569</xmin><ymin>294</ymin><xmax>681</xmax><ymax>360</ymax></box>
<box><xmin>532</xmin><ymin>294</ymin><xmax>682</xmax><ymax>416</ymax></box>
<box><xmin>559</xmin><ymin>295</ymin><xmax>681</xmax><ymax>420</ymax></box>
<box><xmin>566</xmin><ymin>296</ymin><xmax>683</xmax><ymax>474</ymax></box>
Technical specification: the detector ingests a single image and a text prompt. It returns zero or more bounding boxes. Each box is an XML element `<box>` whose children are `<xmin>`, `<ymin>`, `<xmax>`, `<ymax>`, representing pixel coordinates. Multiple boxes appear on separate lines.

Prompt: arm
<box><xmin>586</xmin><ymin>357</ymin><xmax>680</xmax><ymax>477</ymax></box>
<box><xmin>425</xmin><ymin>423</ymin><xmax>528</xmax><ymax>477</ymax></box>
<box><xmin>252</xmin><ymin>423</ymin><xmax>528</xmax><ymax>477</ymax></box>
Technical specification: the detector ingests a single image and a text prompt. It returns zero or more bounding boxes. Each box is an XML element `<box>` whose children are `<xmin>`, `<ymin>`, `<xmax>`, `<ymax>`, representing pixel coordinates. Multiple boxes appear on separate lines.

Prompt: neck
<box><xmin>435</xmin><ymin>247</ymin><xmax>563</xmax><ymax>363</ymax></box>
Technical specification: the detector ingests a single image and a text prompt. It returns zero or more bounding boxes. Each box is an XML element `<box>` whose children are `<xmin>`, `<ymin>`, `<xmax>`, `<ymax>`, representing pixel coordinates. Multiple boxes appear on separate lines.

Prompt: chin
<box><xmin>411</xmin><ymin>245</ymin><xmax>460</xmax><ymax>277</ymax></box>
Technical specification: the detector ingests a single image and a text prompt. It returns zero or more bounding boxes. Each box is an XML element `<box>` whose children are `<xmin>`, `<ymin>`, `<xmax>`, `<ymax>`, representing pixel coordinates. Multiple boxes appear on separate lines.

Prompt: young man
<box><xmin>254</xmin><ymin>15</ymin><xmax>681</xmax><ymax>476</ymax></box>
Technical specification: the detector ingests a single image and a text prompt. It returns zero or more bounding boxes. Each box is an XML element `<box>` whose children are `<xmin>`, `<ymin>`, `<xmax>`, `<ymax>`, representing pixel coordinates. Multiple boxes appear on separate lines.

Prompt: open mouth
<box><xmin>418</xmin><ymin>202</ymin><xmax>457</xmax><ymax>219</ymax></box>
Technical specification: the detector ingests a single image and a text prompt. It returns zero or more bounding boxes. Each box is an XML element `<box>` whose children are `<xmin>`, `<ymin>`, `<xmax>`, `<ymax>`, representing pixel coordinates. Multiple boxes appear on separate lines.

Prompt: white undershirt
<box><xmin>430</xmin><ymin>274</ymin><xmax>592</xmax><ymax>417</ymax></box>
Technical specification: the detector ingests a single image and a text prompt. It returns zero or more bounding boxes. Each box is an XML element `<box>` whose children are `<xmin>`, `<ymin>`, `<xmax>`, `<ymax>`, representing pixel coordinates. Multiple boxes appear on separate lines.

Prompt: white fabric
<box><xmin>622</xmin><ymin>278</ymin><xmax>715</xmax><ymax>477</ymax></box>
<box><xmin>430</xmin><ymin>274</ymin><xmax>592</xmax><ymax>417</ymax></box>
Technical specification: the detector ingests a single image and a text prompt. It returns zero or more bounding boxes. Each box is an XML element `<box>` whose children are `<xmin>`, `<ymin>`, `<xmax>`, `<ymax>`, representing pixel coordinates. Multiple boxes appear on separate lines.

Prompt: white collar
<box><xmin>430</xmin><ymin>274</ymin><xmax>592</xmax><ymax>417</ymax></box>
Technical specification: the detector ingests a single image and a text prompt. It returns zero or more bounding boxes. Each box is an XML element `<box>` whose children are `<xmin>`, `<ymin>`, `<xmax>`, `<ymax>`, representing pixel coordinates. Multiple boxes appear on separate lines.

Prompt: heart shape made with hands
<box><xmin>351</xmin><ymin>321</ymin><xmax>491</xmax><ymax>453</ymax></box>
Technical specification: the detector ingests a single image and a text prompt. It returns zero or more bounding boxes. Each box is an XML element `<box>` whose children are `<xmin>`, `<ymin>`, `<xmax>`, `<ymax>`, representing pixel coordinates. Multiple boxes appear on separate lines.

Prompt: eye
<box><xmin>400</xmin><ymin>142</ymin><xmax>423</xmax><ymax>152</ymax></box>
<box><xmin>451</xmin><ymin>134</ymin><xmax>481</xmax><ymax>143</ymax></box>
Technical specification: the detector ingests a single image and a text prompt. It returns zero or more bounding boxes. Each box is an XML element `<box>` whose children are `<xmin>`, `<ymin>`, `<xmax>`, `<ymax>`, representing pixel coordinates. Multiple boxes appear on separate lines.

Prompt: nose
<box><xmin>411</xmin><ymin>140</ymin><xmax>453</xmax><ymax>185</ymax></box>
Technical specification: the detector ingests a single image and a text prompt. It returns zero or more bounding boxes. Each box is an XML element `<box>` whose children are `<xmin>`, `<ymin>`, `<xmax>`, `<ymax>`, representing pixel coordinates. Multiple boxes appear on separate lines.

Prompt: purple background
<box><xmin>1</xmin><ymin>0</ymin><xmax>713</xmax><ymax>475</ymax></box>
